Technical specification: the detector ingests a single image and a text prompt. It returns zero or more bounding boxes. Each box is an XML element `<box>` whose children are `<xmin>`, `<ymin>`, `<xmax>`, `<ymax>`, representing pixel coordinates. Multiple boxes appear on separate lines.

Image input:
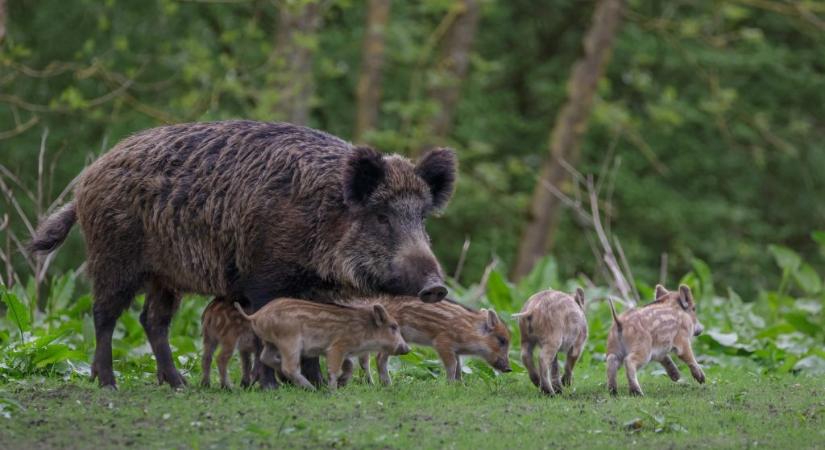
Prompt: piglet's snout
<box><xmin>395</xmin><ymin>343</ymin><xmax>411</xmax><ymax>355</ymax></box>
<box><xmin>694</xmin><ymin>322</ymin><xmax>704</xmax><ymax>337</ymax></box>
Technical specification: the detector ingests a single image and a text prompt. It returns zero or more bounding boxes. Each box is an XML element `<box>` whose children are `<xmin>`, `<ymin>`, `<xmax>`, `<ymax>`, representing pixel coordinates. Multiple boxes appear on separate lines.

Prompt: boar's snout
<box><xmin>419</xmin><ymin>282</ymin><xmax>447</xmax><ymax>303</ymax></box>
<box><xmin>694</xmin><ymin>322</ymin><xmax>704</xmax><ymax>337</ymax></box>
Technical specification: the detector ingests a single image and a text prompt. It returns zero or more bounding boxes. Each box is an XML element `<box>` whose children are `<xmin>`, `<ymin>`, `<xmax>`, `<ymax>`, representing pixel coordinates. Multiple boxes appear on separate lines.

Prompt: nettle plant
<box><xmin>1</xmin><ymin>233</ymin><xmax>824</xmax><ymax>383</ymax></box>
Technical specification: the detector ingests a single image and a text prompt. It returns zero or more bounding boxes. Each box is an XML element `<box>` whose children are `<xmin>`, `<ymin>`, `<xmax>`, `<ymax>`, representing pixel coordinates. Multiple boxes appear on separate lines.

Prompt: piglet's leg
<box><xmin>550</xmin><ymin>354</ymin><xmax>563</xmax><ymax>393</ymax></box>
<box><xmin>538</xmin><ymin>347</ymin><xmax>558</xmax><ymax>395</ymax></box>
<box><xmin>624</xmin><ymin>353</ymin><xmax>645</xmax><ymax>396</ymax></box>
<box><xmin>521</xmin><ymin>341</ymin><xmax>539</xmax><ymax>387</ymax></box>
<box><xmin>606</xmin><ymin>353</ymin><xmax>621</xmax><ymax>396</ymax></box>
<box><xmin>359</xmin><ymin>355</ymin><xmax>373</xmax><ymax>385</ymax></box>
<box><xmin>325</xmin><ymin>349</ymin><xmax>346</xmax><ymax>391</ymax></box>
<box><xmin>201</xmin><ymin>335</ymin><xmax>218</xmax><ymax>388</ymax></box>
<box><xmin>278</xmin><ymin>347</ymin><xmax>315</xmax><ymax>391</ymax></box>
<box><xmin>376</xmin><ymin>353</ymin><xmax>392</xmax><ymax>386</ymax></box>
<box><xmin>434</xmin><ymin>343</ymin><xmax>459</xmax><ymax>382</ymax></box>
<box><xmin>338</xmin><ymin>359</ymin><xmax>354</xmax><ymax>387</ymax></box>
<box><xmin>562</xmin><ymin>347</ymin><xmax>581</xmax><ymax>387</ymax></box>
<box><xmin>658</xmin><ymin>355</ymin><xmax>682</xmax><ymax>382</ymax></box>
<box><xmin>675</xmin><ymin>337</ymin><xmax>705</xmax><ymax>384</ymax></box>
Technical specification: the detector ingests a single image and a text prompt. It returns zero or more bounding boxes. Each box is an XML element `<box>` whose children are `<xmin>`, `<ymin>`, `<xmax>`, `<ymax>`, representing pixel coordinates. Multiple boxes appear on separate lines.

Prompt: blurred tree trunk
<box><xmin>0</xmin><ymin>0</ymin><xmax>6</xmax><ymax>44</ymax></box>
<box><xmin>271</xmin><ymin>1</ymin><xmax>323</xmax><ymax>126</ymax></box>
<box><xmin>419</xmin><ymin>0</ymin><xmax>480</xmax><ymax>153</ymax></box>
<box><xmin>511</xmin><ymin>0</ymin><xmax>625</xmax><ymax>280</ymax></box>
<box><xmin>354</xmin><ymin>0</ymin><xmax>391</xmax><ymax>143</ymax></box>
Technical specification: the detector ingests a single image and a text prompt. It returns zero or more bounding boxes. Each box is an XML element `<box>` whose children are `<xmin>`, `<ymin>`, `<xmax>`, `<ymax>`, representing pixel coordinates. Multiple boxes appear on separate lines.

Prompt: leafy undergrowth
<box><xmin>1</xmin><ymin>364</ymin><xmax>823</xmax><ymax>449</ymax></box>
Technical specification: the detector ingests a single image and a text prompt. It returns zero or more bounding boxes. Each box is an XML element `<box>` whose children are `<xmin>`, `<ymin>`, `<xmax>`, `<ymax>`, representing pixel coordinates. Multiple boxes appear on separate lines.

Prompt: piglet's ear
<box><xmin>343</xmin><ymin>146</ymin><xmax>387</xmax><ymax>206</ymax></box>
<box><xmin>655</xmin><ymin>284</ymin><xmax>668</xmax><ymax>301</ymax></box>
<box><xmin>483</xmin><ymin>309</ymin><xmax>500</xmax><ymax>331</ymax></box>
<box><xmin>678</xmin><ymin>284</ymin><xmax>693</xmax><ymax>310</ymax></box>
<box><xmin>574</xmin><ymin>287</ymin><xmax>586</xmax><ymax>309</ymax></box>
<box><xmin>415</xmin><ymin>148</ymin><xmax>457</xmax><ymax>210</ymax></box>
<box><xmin>372</xmin><ymin>304</ymin><xmax>389</xmax><ymax>327</ymax></box>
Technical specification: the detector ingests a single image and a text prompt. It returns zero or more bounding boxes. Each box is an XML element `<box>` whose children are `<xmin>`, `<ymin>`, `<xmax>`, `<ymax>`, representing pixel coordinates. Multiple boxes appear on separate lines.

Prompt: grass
<box><xmin>1</xmin><ymin>363</ymin><xmax>824</xmax><ymax>449</ymax></box>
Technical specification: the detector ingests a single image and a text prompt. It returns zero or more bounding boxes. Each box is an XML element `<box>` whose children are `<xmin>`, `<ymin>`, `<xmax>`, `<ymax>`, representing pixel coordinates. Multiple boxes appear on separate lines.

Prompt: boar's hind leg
<box><xmin>90</xmin><ymin>279</ymin><xmax>141</xmax><ymax>389</ymax></box>
<box><xmin>240</xmin><ymin>351</ymin><xmax>254</xmax><ymax>388</ymax></box>
<box><xmin>538</xmin><ymin>346</ymin><xmax>561</xmax><ymax>395</ymax></box>
<box><xmin>139</xmin><ymin>281</ymin><xmax>186</xmax><ymax>389</ymax></box>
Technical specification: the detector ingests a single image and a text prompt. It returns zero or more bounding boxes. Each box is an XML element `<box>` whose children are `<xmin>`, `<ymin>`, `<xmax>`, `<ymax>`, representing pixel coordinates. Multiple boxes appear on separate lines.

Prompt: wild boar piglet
<box><xmin>201</xmin><ymin>297</ymin><xmax>259</xmax><ymax>389</ymax></box>
<box><xmin>346</xmin><ymin>296</ymin><xmax>512</xmax><ymax>385</ymax></box>
<box><xmin>515</xmin><ymin>288</ymin><xmax>588</xmax><ymax>395</ymax></box>
<box><xmin>235</xmin><ymin>298</ymin><xmax>409</xmax><ymax>391</ymax></box>
<box><xmin>606</xmin><ymin>284</ymin><xmax>705</xmax><ymax>396</ymax></box>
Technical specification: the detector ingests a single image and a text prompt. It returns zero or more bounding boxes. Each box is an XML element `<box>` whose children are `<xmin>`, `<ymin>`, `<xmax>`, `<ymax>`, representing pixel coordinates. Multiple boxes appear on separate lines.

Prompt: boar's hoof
<box><xmin>157</xmin><ymin>368</ymin><xmax>187</xmax><ymax>390</ymax></box>
<box><xmin>629</xmin><ymin>387</ymin><xmax>644</xmax><ymax>397</ymax></box>
<box><xmin>608</xmin><ymin>386</ymin><xmax>618</xmax><ymax>397</ymax></box>
<box><xmin>418</xmin><ymin>284</ymin><xmax>447</xmax><ymax>303</ymax></box>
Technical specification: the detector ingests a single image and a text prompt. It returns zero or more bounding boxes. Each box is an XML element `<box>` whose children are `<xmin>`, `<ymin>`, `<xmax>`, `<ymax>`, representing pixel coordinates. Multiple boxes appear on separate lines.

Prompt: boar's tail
<box><xmin>607</xmin><ymin>296</ymin><xmax>622</xmax><ymax>334</ymax></box>
<box><xmin>233</xmin><ymin>302</ymin><xmax>252</xmax><ymax>321</ymax></box>
<box><xmin>28</xmin><ymin>202</ymin><xmax>77</xmax><ymax>255</ymax></box>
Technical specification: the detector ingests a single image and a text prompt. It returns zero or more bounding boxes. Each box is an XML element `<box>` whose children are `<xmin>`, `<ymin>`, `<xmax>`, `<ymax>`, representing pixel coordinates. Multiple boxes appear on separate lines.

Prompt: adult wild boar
<box><xmin>29</xmin><ymin>120</ymin><xmax>456</xmax><ymax>389</ymax></box>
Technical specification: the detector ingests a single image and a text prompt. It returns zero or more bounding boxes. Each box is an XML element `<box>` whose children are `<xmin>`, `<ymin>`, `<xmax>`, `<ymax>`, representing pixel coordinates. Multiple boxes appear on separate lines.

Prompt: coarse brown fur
<box><xmin>606</xmin><ymin>284</ymin><xmax>705</xmax><ymax>396</ymax></box>
<box><xmin>344</xmin><ymin>296</ymin><xmax>512</xmax><ymax>385</ymax></box>
<box><xmin>27</xmin><ymin>121</ymin><xmax>457</xmax><ymax>389</ymax></box>
<box><xmin>234</xmin><ymin>298</ymin><xmax>410</xmax><ymax>391</ymax></box>
<box><xmin>515</xmin><ymin>288</ymin><xmax>588</xmax><ymax>395</ymax></box>
<box><xmin>200</xmin><ymin>297</ymin><xmax>259</xmax><ymax>389</ymax></box>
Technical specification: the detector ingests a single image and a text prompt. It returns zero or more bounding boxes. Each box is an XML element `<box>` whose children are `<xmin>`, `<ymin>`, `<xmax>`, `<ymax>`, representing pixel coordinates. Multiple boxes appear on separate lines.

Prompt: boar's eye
<box><xmin>377</xmin><ymin>214</ymin><xmax>390</xmax><ymax>226</ymax></box>
<box><xmin>497</xmin><ymin>336</ymin><xmax>507</xmax><ymax>347</ymax></box>
<box><xmin>390</xmin><ymin>324</ymin><xmax>399</xmax><ymax>332</ymax></box>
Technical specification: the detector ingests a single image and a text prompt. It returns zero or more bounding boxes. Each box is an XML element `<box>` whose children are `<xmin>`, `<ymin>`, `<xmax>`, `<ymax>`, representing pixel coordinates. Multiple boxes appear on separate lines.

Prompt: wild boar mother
<box><xmin>29</xmin><ymin>120</ymin><xmax>456</xmax><ymax>389</ymax></box>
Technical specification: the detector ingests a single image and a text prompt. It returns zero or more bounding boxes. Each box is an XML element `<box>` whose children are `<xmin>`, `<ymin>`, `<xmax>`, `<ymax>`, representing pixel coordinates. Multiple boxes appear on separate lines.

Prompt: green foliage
<box><xmin>2</xmin><ymin>0</ymin><xmax>823</xmax><ymax>294</ymax></box>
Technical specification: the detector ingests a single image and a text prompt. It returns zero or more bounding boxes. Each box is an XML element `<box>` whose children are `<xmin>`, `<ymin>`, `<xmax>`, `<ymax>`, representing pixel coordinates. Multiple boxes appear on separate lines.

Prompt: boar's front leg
<box><xmin>675</xmin><ymin>337</ymin><xmax>705</xmax><ymax>384</ymax></box>
<box><xmin>201</xmin><ymin>335</ymin><xmax>218</xmax><ymax>388</ymax></box>
<box><xmin>338</xmin><ymin>359</ymin><xmax>354</xmax><ymax>387</ymax></box>
<box><xmin>139</xmin><ymin>280</ymin><xmax>186</xmax><ymax>389</ymax></box>
<box><xmin>658</xmin><ymin>355</ymin><xmax>681</xmax><ymax>382</ymax></box>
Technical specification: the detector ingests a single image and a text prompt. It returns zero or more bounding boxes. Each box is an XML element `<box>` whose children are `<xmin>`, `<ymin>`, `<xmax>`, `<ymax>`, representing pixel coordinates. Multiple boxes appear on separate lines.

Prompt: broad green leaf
<box><xmin>768</xmin><ymin>245</ymin><xmax>801</xmax><ymax>273</ymax></box>
<box><xmin>486</xmin><ymin>271</ymin><xmax>514</xmax><ymax>313</ymax></box>
<box><xmin>690</xmin><ymin>258</ymin><xmax>715</xmax><ymax>298</ymax></box>
<box><xmin>793</xmin><ymin>356</ymin><xmax>825</xmax><ymax>375</ymax></box>
<box><xmin>2</xmin><ymin>292</ymin><xmax>31</xmax><ymax>335</ymax></box>
<box><xmin>783</xmin><ymin>311</ymin><xmax>819</xmax><ymax>337</ymax></box>
<box><xmin>793</xmin><ymin>263</ymin><xmax>822</xmax><ymax>294</ymax></box>
<box><xmin>812</xmin><ymin>231</ymin><xmax>825</xmax><ymax>252</ymax></box>
<box><xmin>49</xmin><ymin>272</ymin><xmax>76</xmax><ymax>313</ymax></box>
<box><xmin>705</xmin><ymin>329</ymin><xmax>738</xmax><ymax>346</ymax></box>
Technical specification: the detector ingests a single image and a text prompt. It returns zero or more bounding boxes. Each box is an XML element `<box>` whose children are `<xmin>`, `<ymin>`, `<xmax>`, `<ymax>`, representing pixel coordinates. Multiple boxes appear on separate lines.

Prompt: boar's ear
<box><xmin>343</xmin><ymin>146</ymin><xmax>387</xmax><ymax>206</ymax></box>
<box><xmin>415</xmin><ymin>148</ymin><xmax>457</xmax><ymax>210</ymax></box>
<box><xmin>574</xmin><ymin>288</ymin><xmax>586</xmax><ymax>309</ymax></box>
<box><xmin>678</xmin><ymin>284</ymin><xmax>694</xmax><ymax>310</ymax></box>
<box><xmin>372</xmin><ymin>304</ymin><xmax>390</xmax><ymax>327</ymax></box>
<box><xmin>655</xmin><ymin>284</ymin><xmax>668</xmax><ymax>301</ymax></box>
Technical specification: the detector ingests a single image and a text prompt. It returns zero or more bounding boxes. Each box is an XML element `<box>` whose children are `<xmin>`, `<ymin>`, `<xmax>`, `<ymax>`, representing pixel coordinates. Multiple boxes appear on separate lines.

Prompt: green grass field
<box><xmin>2</xmin><ymin>364</ymin><xmax>823</xmax><ymax>449</ymax></box>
